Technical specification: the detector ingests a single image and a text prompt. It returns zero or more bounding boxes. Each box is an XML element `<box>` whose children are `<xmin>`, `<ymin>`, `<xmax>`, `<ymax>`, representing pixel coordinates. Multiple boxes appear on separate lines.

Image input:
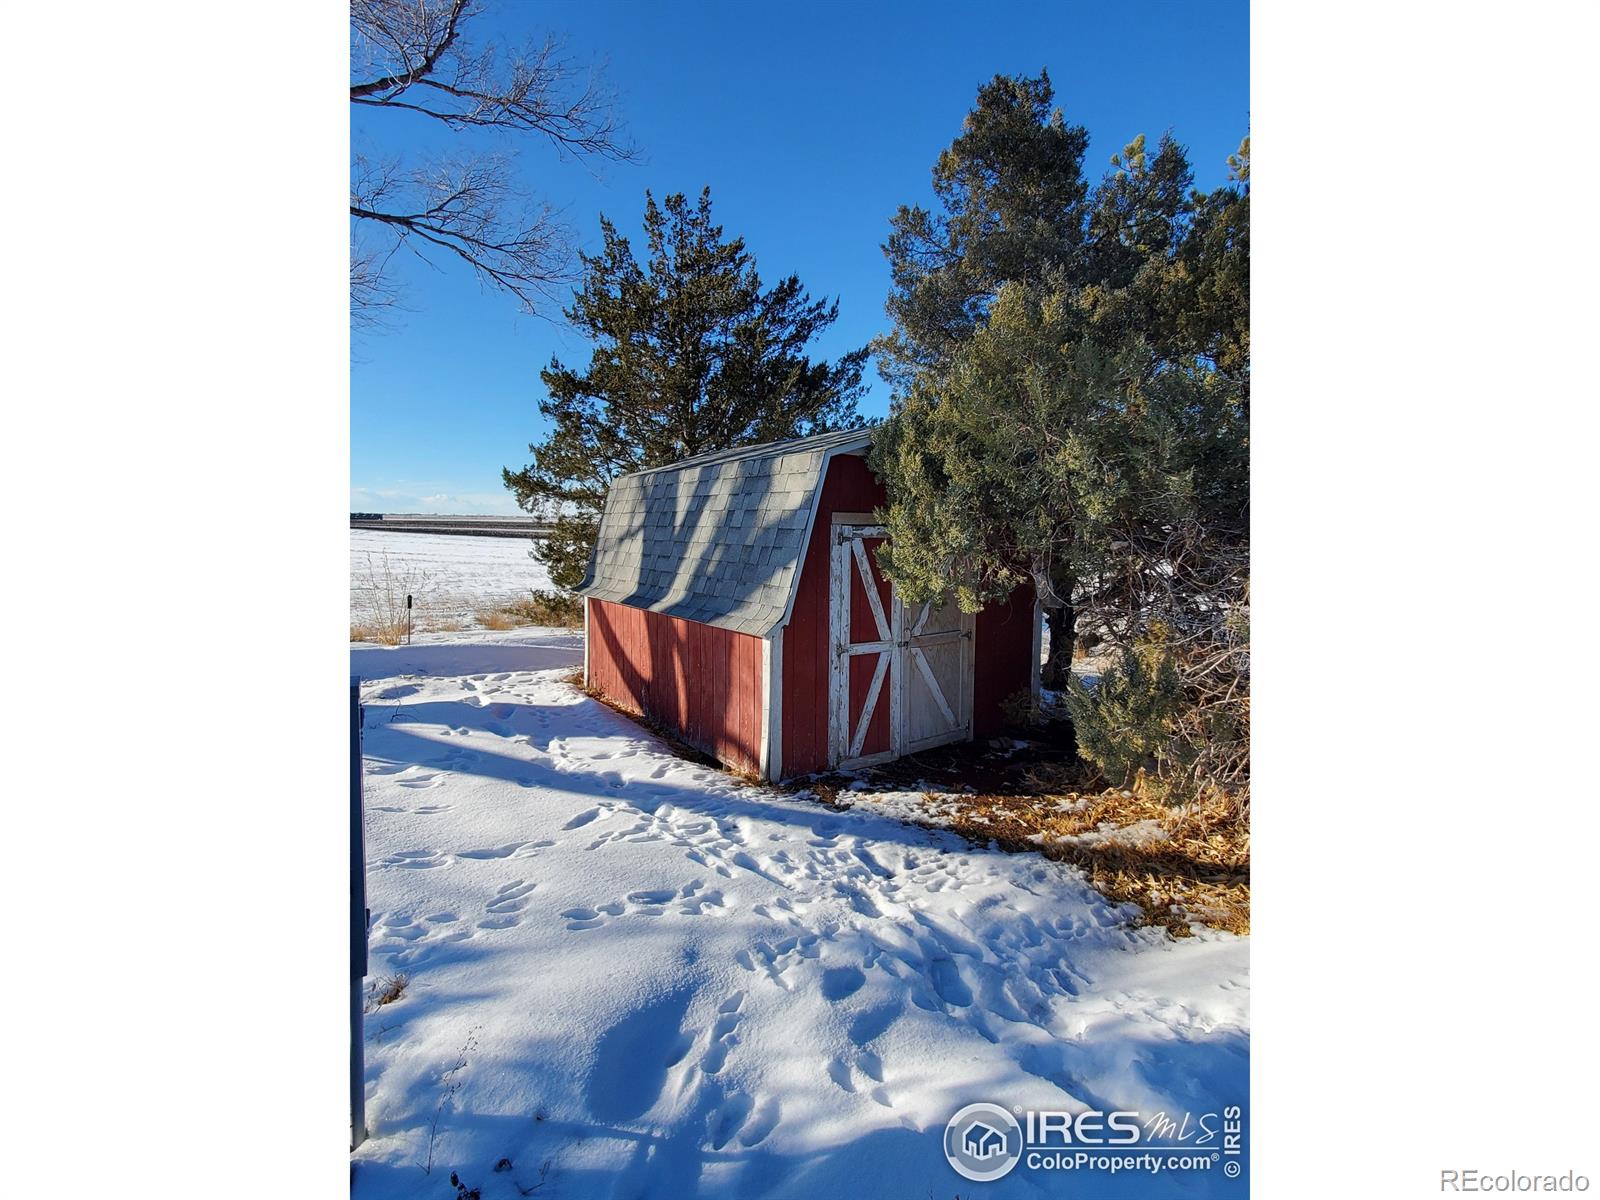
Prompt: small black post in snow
<box><xmin>350</xmin><ymin>677</ymin><xmax>368</xmax><ymax>1151</ymax></box>
<box><xmin>405</xmin><ymin>593</ymin><xmax>412</xmax><ymax>644</ymax></box>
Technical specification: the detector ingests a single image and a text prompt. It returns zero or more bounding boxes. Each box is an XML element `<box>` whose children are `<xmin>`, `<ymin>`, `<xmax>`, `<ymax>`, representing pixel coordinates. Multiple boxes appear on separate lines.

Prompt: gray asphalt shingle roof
<box><xmin>576</xmin><ymin>427</ymin><xmax>875</xmax><ymax>637</ymax></box>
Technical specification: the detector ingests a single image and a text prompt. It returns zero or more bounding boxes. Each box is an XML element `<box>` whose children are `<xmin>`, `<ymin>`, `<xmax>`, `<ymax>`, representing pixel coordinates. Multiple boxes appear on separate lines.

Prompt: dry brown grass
<box><xmin>351</xmin><ymin>619</ymin><xmax>406</xmax><ymax>645</ymax></box>
<box><xmin>481</xmin><ymin>590</ymin><xmax>584</xmax><ymax>629</ymax></box>
<box><xmin>915</xmin><ymin>779</ymin><xmax>1249</xmax><ymax>936</ymax></box>
<box><xmin>351</xmin><ymin>550</ymin><xmax>430</xmax><ymax>644</ymax></box>
<box><xmin>989</xmin><ymin>779</ymin><xmax>1244</xmax><ymax>936</ymax></box>
<box><xmin>351</xmin><ymin>616</ymin><xmax>467</xmax><ymax>641</ymax></box>
<box><xmin>800</xmin><ymin>750</ymin><xmax>1248</xmax><ymax>937</ymax></box>
<box><xmin>475</xmin><ymin>608</ymin><xmax>525</xmax><ymax>631</ymax></box>
<box><xmin>365</xmin><ymin>972</ymin><xmax>409</xmax><ymax>1012</ymax></box>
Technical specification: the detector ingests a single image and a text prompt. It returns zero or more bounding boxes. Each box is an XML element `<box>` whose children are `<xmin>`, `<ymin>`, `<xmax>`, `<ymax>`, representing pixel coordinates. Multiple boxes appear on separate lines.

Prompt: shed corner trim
<box><xmin>760</xmin><ymin>627</ymin><xmax>784</xmax><ymax>781</ymax></box>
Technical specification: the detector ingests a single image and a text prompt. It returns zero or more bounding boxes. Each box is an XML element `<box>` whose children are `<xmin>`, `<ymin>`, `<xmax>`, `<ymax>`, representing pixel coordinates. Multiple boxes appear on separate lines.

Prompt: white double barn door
<box><xmin>829</xmin><ymin>522</ymin><xmax>974</xmax><ymax>770</ymax></box>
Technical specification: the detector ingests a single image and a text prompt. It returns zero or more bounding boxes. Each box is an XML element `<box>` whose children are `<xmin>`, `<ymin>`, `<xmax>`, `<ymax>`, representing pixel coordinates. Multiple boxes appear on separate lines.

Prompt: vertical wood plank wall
<box><xmin>587</xmin><ymin>598</ymin><xmax>765</xmax><ymax>775</ymax></box>
<box><xmin>973</xmin><ymin>581</ymin><xmax>1039</xmax><ymax>736</ymax></box>
<box><xmin>587</xmin><ymin>452</ymin><xmax>1039</xmax><ymax>782</ymax></box>
<box><xmin>782</xmin><ymin>454</ymin><xmax>886</xmax><ymax>776</ymax></box>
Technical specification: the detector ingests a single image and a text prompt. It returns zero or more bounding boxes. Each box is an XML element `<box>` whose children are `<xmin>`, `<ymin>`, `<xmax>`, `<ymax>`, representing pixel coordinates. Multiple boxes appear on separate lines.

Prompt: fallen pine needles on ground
<box><xmin>796</xmin><ymin>744</ymin><xmax>1249</xmax><ymax>937</ymax></box>
<box><xmin>940</xmin><ymin>776</ymin><xmax>1249</xmax><ymax>937</ymax></box>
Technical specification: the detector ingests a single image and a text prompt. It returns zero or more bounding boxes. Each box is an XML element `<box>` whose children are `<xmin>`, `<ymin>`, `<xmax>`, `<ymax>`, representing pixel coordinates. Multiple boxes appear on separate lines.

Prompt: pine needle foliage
<box><xmin>503</xmin><ymin>188</ymin><xmax>866</xmax><ymax>587</ymax></box>
<box><xmin>872</xmin><ymin>72</ymin><xmax>1249</xmax><ymax>799</ymax></box>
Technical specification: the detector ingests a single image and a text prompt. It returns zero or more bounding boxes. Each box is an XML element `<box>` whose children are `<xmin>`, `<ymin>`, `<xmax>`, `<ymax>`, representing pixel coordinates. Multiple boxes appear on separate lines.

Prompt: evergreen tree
<box><xmin>871</xmin><ymin>72</ymin><xmax>1249</xmax><ymax>797</ymax></box>
<box><xmin>875</xmin><ymin>71</ymin><xmax>1092</xmax><ymax>391</ymax></box>
<box><xmin>504</xmin><ymin>188</ymin><xmax>867</xmax><ymax>587</ymax></box>
<box><xmin>873</xmin><ymin>74</ymin><xmax>1246</xmax><ymax>684</ymax></box>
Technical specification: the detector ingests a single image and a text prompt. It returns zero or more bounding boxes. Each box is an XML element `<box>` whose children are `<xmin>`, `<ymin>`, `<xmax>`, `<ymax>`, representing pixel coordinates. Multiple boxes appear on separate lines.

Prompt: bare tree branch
<box><xmin>350</xmin><ymin>0</ymin><xmax>470</xmax><ymax>98</ymax></box>
<box><xmin>350</xmin><ymin>0</ymin><xmax>635</xmax><ymax>323</ymax></box>
<box><xmin>351</xmin><ymin>153</ymin><xmax>576</xmax><ymax>310</ymax></box>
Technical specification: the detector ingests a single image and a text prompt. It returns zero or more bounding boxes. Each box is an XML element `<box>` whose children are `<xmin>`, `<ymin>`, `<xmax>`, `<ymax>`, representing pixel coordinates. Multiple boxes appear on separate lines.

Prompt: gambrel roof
<box><xmin>576</xmin><ymin>427</ymin><xmax>876</xmax><ymax>637</ymax></box>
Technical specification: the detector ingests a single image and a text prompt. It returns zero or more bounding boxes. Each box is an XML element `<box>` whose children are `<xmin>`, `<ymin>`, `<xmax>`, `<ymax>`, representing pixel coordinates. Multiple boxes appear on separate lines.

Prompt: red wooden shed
<box><xmin>577</xmin><ymin>428</ymin><xmax>1041</xmax><ymax>781</ymax></box>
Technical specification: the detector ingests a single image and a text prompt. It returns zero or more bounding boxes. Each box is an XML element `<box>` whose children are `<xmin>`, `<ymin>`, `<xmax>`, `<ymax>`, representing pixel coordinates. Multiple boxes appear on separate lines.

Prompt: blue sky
<box><xmin>351</xmin><ymin>1</ymin><xmax>1249</xmax><ymax>514</ymax></box>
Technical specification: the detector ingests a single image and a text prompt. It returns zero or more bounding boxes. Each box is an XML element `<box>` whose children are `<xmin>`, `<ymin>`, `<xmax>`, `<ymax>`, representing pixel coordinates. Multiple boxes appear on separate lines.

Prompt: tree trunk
<box><xmin>1041</xmin><ymin>601</ymin><xmax>1075</xmax><ymax>690</ymax></box>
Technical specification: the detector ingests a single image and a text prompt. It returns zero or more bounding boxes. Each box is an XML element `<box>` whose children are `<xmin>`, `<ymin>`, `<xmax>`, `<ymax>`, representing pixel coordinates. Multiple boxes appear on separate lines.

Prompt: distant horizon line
<box><xmin>350</xmin><ymin>511</ymin><xmax>544</xmax><ymax>521</ymax></box>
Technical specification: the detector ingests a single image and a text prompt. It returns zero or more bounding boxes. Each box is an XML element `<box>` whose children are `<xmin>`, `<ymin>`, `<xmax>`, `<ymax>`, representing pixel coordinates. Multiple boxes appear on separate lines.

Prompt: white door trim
<box><xmin>582</xmin><ymin>596</ymin><xmax>592</xmax><ymax>688</ymax></box>
<box><xmin>830</xmin><ymin>521</ymin><xmax>900</xmax><ymax>769</ymax></box>
<box><xmin>829</xmin><ymin>521</ymin><xmax>974</xmax><ymax>769</ymax></box>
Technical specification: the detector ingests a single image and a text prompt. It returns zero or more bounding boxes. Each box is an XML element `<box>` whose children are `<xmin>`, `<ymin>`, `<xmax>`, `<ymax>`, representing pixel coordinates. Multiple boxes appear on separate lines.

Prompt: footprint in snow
<box><xmin>826</xmin><ymin>1057</ymin><xmax>855</xmax><ymax>1093</ymax></box>
<box><xmin>684</xmin><ymin>848</ymin><xmax>735</xmax><ymax>880</ymax></box>
<box><xmin>585</xmin><ymin>814</ymin><xmax>666</xmax><ymax>849</ymax></box>
<box><xmin>708</xmin><ymin>1092</ymin><xmax>754</xmax><ymax>1151</ymax></box>
<box><xmin>821</xmin><ymin>965</ymin><xmax>866</xmax><ymax>1000</ymax></box>
<box><xmin>627</xmin><ymin>887</ymin><xmax>676</xmax><ymax>913</ymax></box>
<box><xmin>737</xmin><ymin>933</ymin><xmax>822</xmax><ymax>990</ymax></box>
<box><xmin>679</xmin><ymin>887</ymin><xmax>728</xmax><ymax>916</ymax></box>
<box><xmin>457</xmin><ymin>839</ymin><xmax>553</xmax><ymax>861</ymax></box>
<box><xmin>377</xmin><ymin>913</ymin><xmax>426</xmax><ymax>942</ymax></box>
<box><xmin>825</xmin><ymin>1054</ymin><xmax>893</xmax><ymax>1108</ymax></box>
<box><xmin>737</xmin><ymin>1096</ymin><xmax>780</xmax><ymax>1147</ymax></box>
<box><xmin>376</xmin><ymin>910</ymin><xmax>473</xmax><ymax>967</ymax></box>
<box><xmin>479</xmin><ymin>880</ymin><xmax>537</xmax><ymax>930</ymax></box>
<box><xmin>701</xmin><ymin>992</ymin><xmax>744</xmax><ymax>1074</ymax></box>
<box><xmin>559</xmin><ymin>902</ymin><xmax>625</xmax><ymax>930</ymax></box>
<box><xmin>560</xmin><ymin>880</ymin><xmax>726</xmax><ymax>930</ymax></box>
<box><xmin>381</xmin><ymin>848</ymin><xmax>449</xmax><ymax>870</ymax></box>
<box><xmin>927</xmin><ymin>957</ymin><xmax>975</xmax><ymax>1008</ymax></box>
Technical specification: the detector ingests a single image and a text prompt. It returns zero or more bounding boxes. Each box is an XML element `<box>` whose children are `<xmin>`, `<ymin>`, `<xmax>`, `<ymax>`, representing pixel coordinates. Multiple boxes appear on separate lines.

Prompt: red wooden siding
<box><xmin>973</xmin><ymin>581</ymin><xmax>1038</xmax><ymax>736</ymax></box>
<box><xmin>587</xmin><ymin>598</ymin><xmax>765</xmax><ymax>774</ymax></box>
<box><xmin>782</xmin><ymin>454</ymin><xmax>885</xmax><ymax>776</ymax></box>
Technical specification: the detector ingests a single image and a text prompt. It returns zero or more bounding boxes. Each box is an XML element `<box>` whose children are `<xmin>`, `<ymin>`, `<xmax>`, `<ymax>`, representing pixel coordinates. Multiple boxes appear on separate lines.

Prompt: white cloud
<box><xmin>350</xmin><ymin>482</ymin><xmax>523</xmax><ymax>516</ymax></box>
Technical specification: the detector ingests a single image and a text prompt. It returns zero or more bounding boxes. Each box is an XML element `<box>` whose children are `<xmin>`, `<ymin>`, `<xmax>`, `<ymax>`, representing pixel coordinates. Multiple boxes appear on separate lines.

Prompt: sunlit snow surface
<box><xmin>351</xmin><ymin>630</ymin><xmax>1249</xmax><ymax>1199</ymax></box>
<box><xmin>350</xmin><ymin>529</ymin><xmax>553</xmax><ymax>629</ymax></box>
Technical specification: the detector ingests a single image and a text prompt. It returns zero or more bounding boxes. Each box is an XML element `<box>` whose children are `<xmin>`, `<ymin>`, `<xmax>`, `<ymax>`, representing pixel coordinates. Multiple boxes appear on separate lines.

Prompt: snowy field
<box><xmin>351</xmin><ymin>529</ymin><xmax>552</xmax><ymax>629</ymax></box>
<box><xmin>351</xmin><ymin>629</ymin><xmax>1249</xmax><ymax>1199</ymax></box>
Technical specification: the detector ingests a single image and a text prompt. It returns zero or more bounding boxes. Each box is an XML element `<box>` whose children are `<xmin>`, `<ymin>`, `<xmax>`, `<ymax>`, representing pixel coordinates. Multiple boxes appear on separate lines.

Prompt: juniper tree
<box><xmin>871</xmin><ymin>282</ymin><xmax>1247</xmax><ymax>793</ymax></box>
<box><xmin>871</xmin><ymin>71</ymin><xmax>1249</xmax><ymax>795</ymax></box>
<box><xmin>504</xmin><ymin>188</ymin><xmax>867</xmax><ymax>588</ymax></box>
<box><xmin>875</xmin><ymin>71</ymin><xmax>1092</xmax><ymax>392</ymax></box>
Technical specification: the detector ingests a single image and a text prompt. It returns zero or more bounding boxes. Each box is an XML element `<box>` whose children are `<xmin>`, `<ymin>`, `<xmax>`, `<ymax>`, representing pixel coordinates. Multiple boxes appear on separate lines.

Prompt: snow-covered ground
<box><xmin>351</xmin><ymin>530</ymin><xmax>552</xmax><ymax>629</ymax></box>
<box><xmin>351</xmin><ymin>630</ymin><xmax>1248</xmax><ymax>1199</ymax></box>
